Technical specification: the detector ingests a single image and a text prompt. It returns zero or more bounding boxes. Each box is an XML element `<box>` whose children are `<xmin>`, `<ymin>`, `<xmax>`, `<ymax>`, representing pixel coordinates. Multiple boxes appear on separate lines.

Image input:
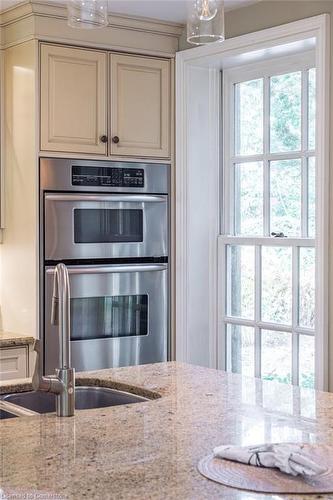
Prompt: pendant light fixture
<box><xmin>187</xmin><ymin>0</ymin><xmax>225</xmax><ymax>45</ymax></box>
<box><xmin>67</xmin><ymin>0</ymin><xmax>108</xmax><ymax>29</ymax></box>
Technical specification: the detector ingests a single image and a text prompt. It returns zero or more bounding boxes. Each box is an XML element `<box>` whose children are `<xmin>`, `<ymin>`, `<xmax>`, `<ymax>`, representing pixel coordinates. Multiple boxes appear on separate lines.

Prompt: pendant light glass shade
<box><xmin>187</xmin><ymin>0</ymin><xmax>225</xmax><ymax>45</ymax></box>
<box><xmin>67</xmin><ymin>0</ymin><xmax>108</xmax><ymax>29</ymax></box>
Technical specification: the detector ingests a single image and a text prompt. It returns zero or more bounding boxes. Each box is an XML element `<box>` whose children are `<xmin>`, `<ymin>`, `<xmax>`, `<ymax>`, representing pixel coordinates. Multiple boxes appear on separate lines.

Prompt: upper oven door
<box><xmin>44</xmin><ymin>193</ymin><xmax>168</xmax><ymax>261</ymax></box>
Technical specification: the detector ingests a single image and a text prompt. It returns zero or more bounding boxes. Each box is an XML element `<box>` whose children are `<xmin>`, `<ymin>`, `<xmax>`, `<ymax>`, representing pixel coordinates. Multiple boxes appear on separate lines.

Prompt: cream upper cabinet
<box><xmin>40</xmin><ymin>45</ymin><xmax>171</xmax><ymax>159</ymax></box>
<box><xmin>40</xmin><ymin>44</ymin><xmax>107</xmax><ymax>155</ymax></box>
<box><xmin>110</xmin><ymin>54</ymin><xmax>171</xmax><ymax>158</ymax></box>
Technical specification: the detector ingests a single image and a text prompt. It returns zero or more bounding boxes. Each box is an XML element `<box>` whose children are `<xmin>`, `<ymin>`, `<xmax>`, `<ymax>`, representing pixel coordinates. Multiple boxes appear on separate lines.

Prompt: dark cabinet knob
<box><xmin>100</xmin><ymin>135</ymin><xmax>108</xmax><ymax>143</ymax></box>
<box><xmin>112</xmin><ymin>136</ymin><xmax>120</xmax><ymax>144</ymax></box>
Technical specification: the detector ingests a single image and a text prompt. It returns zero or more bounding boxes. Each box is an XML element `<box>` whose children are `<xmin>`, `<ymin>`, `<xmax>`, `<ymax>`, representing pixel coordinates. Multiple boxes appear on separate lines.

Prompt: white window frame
<box><xmin>220</xmin><ymin>53</ymin><xmax>316</xmax><ymax>387</ymax></box>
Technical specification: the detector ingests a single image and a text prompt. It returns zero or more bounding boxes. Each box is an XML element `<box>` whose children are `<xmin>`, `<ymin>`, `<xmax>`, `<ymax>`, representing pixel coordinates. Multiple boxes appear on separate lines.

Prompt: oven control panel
<box><xmin>72</xmin><ymin>166</ymin><xmax>144</xmax><ymax>188</ymax></box>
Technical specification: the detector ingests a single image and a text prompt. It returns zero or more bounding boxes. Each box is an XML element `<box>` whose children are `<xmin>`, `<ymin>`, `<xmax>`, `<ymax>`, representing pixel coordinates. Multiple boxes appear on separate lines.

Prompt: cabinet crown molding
<box><xmin>0</xmin><ymin>0</ymin><xmax>183</xmax><ymax>55</ymax></box>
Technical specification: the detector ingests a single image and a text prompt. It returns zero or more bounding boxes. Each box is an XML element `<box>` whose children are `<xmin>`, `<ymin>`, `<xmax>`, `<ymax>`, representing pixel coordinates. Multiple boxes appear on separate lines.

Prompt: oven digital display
<box><xmin>72</xmin><ymin>166</ymin><xmax>144</xmax><ymax>188</ymax></box>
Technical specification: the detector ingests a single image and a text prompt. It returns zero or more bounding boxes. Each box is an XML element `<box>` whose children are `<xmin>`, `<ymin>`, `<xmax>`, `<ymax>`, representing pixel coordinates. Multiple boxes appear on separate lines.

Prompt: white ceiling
<box><xmin>0</xmin><ymin>0</ymin><xmax>261</xmax><ymax>23</ymax></box>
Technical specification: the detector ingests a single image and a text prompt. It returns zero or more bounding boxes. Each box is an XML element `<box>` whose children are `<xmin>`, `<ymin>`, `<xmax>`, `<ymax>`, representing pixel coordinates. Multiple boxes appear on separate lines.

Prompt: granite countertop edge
<box><xmin>0</xmin><ymin>331</ymin><xmax>35</xmax><ymax>348</ymax></box>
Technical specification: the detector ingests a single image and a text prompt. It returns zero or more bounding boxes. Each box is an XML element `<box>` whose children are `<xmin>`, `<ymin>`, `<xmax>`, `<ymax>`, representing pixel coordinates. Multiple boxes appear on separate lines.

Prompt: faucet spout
<box><xmin>52</xmin><ymin>263</ymin><xmax>71</xmax><ymax>369</ymax></box>
<box><xmin>33</xmin><ymin>263</ymin><xmax>75</xmax><ymax>417</ymax></box>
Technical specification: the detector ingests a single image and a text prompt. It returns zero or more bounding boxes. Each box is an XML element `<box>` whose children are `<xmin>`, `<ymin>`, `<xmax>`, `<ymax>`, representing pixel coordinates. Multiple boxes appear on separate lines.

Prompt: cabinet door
<box><xmin>0</xmin><ymin>347</ymin><xmax>28</xmax><ymax>380</ymax></box>
<box><xmin>40</xmin><ymin>44</ymin><xmax>107</xmax><ymax>155</ymax></box>
<box><xmin>110</xmin><ymin>54</ymin><xmax>170</xmax><ymax>158</ymax></box>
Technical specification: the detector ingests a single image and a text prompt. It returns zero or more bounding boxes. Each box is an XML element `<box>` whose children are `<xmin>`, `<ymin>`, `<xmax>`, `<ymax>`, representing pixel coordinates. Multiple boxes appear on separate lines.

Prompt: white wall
<box><xmin>0</xmin><ymin>40</ymin><xmax>38</xmax><ymax>336</ymax></box>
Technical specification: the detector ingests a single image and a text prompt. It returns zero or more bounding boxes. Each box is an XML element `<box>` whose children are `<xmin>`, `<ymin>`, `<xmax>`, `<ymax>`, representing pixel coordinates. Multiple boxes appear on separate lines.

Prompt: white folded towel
<box><xmin>213</xmin><ymin>443</ymin><xmax>327</xmax><ymax>478</ymax></box>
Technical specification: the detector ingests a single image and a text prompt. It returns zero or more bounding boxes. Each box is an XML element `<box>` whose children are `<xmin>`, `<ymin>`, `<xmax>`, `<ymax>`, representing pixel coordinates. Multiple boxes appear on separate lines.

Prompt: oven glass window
<box><xmin>74</xmin><ymin>209</ymin><xmax>143</xmax><ymax>244</ymax></box>
<box><xmin>70</xmin><ymin>295</ymin><xmax>148</xmax><ymax>340</ymax></box>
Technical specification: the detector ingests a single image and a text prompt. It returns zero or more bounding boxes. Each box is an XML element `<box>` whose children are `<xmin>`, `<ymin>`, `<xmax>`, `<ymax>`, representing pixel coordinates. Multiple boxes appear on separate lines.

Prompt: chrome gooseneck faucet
<box><xmin>33</xmin><ymin>263</ymin><xmax>75</xmax><ymax>417</ymax></box>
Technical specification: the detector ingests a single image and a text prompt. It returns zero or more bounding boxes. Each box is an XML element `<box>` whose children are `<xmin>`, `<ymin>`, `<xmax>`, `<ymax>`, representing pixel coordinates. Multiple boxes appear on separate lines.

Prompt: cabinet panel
<box><xmin>0</xmin><ymin>347</ymin><xmax>28</xmax><ymax>380</ymax></box>
<box><xmin>110</xmin><ymin>54</ymin><xmax>170</xmax><ymax>158</ymax></box>
<box><xmin>41</xmin><ymin>44</ymin><xmax>107</xmax><ymax>155</ymax></box>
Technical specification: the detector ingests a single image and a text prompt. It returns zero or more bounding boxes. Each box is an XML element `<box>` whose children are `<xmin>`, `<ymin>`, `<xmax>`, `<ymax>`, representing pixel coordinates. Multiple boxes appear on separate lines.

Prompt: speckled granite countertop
<box><xmin>1</xmin><ymin>362</ymin><xmax>333</xmax><ymax>500</ymax></box>
<box><xmin>0</xmin><ymin>331</ymin><xmax>35</xmax><ymax>348</ymax></box>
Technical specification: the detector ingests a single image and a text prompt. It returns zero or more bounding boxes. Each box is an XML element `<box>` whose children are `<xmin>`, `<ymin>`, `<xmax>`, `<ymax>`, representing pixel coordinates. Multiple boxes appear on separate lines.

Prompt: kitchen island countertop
<box><xmin>1</xmin><ymin>361</ymin><xmax>333</xmax><ymax>499</ymax></box>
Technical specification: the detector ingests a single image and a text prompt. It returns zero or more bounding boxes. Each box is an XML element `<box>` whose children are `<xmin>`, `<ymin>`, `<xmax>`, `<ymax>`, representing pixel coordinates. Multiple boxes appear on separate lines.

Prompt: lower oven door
<box><xmin>44</xmin><ymin>263</ymin><xmax>168</xmax><ymax>374</ymax></box>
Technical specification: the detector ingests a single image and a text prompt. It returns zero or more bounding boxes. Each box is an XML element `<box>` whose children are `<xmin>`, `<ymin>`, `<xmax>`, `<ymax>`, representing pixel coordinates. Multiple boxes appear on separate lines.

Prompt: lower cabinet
<box><xmin>0</xmin><ymin>347</ymin><xmax>28</xmax><ymax>380</ymax></box>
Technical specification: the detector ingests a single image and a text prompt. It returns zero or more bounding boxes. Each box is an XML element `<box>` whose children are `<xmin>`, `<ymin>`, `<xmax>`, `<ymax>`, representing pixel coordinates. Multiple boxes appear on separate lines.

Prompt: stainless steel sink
<box><xmin>2</xmin><ymin>386</ymin><xmax>148</xmax><ymax>414</ymax></box>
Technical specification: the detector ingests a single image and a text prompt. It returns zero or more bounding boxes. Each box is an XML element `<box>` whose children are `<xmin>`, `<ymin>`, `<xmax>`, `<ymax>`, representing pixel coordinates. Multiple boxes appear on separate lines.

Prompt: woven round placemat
<box><xmin>198</xmin><ymin>445</ymin><xmax>333</xmax><ymax>494</ymax></box>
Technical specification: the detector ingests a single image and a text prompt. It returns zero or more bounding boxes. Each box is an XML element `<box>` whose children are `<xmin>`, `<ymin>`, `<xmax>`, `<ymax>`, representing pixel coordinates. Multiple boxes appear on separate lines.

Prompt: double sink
<box><xmin>0</xmin><ymin>385</ymin><xmax>149</xmax><ymax>419</ymax></box>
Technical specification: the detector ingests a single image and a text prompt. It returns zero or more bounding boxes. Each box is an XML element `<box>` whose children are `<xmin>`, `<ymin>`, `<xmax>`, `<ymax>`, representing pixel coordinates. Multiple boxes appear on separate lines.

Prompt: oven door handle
<box><xmin>46</xmin><ymin>264</ymin><xmax>168</xmax><ymax>275</ymax></box>
<box><xmin>44</xmin><ymin>194</ymin><xmax>167</xmax><ymax>203</ymax></box>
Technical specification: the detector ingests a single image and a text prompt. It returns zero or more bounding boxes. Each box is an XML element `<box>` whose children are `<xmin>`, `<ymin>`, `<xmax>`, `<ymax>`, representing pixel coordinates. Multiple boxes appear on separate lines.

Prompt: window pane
<box><xmin>308</xmin><ymin>157</ymin><xmax>316</xmax><ymax>238</ymax></box>
<box><xmin>270</xmin><ymin>72</ymin><xmax>301</xmax><ymax>153</ymax></box>
<box><xmin>235</xmin><ymin>79</ymin><xmax>263</xmax><ymax>155</ymax></box>
<box><xmin>308</xmin><ymin>68</ymin><xmax>316</xmax><ymax>150</ymax></box>
<box><xmin>299</xmin><ymin>247</ymin><xmax>315</xmax><ymax>329</ymax></box>
<box><xmin>270</xmin><ymin>159</ymin><xmax>302</xmax><ymax>237</ymax></box>
<box><xmin>235</xmin><ymin>162</ymin><xmax>263</xmax><ymax>235</ymax></box>
<box><xmin>300</xmin><ymin>388</ymin><xmax>316</xmax><ymax>419</ymax></box>
<box><xmin>227</xmin><ymin>245</ymin><xmax>255</xmax><ymax>319</ymax></box>
<box><xmin>299</xmin><ymin>335</ymin><xmax>315</xmax><ymax>389</ymax></box>
<box><xmin>227</xmin><ymin>324</ymin><xmax>255</xmax><ymax>377</ymax></box>
<box><xmin>261</xmin><ymin>330</ymin><xmax>292</xmax><ymax>384</ymax></box>
<box><xmin>262</xmin><ymin>383</ymin><xmax>293</xmax><ymax>414</ymax></box>
<box><xmin>261</xmin><ymin>247</ymin><xmax>292</xmax><ymax>324</ymax></box>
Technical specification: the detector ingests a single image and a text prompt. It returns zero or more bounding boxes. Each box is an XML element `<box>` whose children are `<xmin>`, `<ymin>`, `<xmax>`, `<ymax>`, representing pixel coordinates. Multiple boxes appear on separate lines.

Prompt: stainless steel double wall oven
<box><xmin>40</xmin><ymin>158</ymin><xmax>169</xmax><ymax>374</ymax></box>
